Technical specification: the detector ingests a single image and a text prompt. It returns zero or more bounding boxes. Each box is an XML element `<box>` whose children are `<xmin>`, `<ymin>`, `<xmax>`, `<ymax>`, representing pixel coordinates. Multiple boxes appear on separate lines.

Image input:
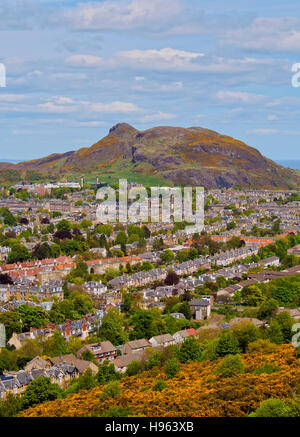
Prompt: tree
<box><xmin>32</xmin><ymin>242</ymin><xmax>52</xmax><ymax>260</ymax></box>
<box><xmin>0</xmin><ymin>393</ymin><xmax>22</xmax><ymax>417</ymax></box>
<box><xmin>160</xmin><ymin>250</ymin><xmax>175</xmax><ymax>263</ymax></box>
<box><xmin>165</xmin><ymin>357</ymin><xmax>180</xmax><ymax>378</ymax></box>
<box><xmin>121</xmin><ymin>292</ymin><xmax>133</xmax><ymax>313</ymax></box>
<box><xmin>82</xmin><ymin>350</ymin><xmax>94</xmax><ymax>361</ymax></box>
<box><xmin>115</xmin><ymin>231</ymin><xmax>127</xmax><ymax>245</ymax></box>
<box><xmin>177</xmin><ymin>302</ymin><xmax>192</xmax><ymax>320</ymax></box>
<box><xmin>46</xmin><ymin>330</ymin><xmax>67</xmax><ymax>357</ymax></box>
<box><xmin>215</xmin><ymin>354</ymin><xmax>245</xmax><ymax>378</ymax></box>
<box><xmin>129</xmin><ymin>310</ymin><xmax>155</xmax><ymax>340</ymax></box>
<box><xmin>249</xmin><ymin>399</ymin><xmax>294</xmax><ymax>417</ymax></box>
<box><xmin>179</xmin><ymin>337</ymin><xmax>202</xmax><ymax>364</ymax></box>
<box><xmin>215</xmin><ymin>332</ymin><xmax>240</xmax><ymax>357</ymax></box>
<box><xmin>257</xmin><ymin>299</ymin><xmax>278</xmax><ymax>320</ymax></box>
<box><xmin>275</xmin><ymin>311</ymin><xmax>295</xmax><ymax>343</ymax></box>
<box><xmin>7</xmin><ymin>244</ymin><xmax>31</xmax><ymax>264</ymax></box>
<box><xmin>97</xmin><ymin>359</ymin><xmax>119</xmax><ymax>384</ymax></box>
<box><xmin>21</xmin><ymin>377</ymin><xmax>61</xmax><ymax>409</ymax></box>
<box><xmin>165</xmin><ymin>270</ymin><xmax>179</xmax><ymax>286</ymax></box>
<box><xmin>0</xmin><ymin>273</ymin><xmax>13</xmax><ymax>284</ymax></box>
<box><xmin>75</xmin><ymin>369</ymin><xmax>97</xmax><ymax>392</ymax></box>
<box><xmin>232</xmin><ymin>322</ymin><xmax>260</xmax><ymax>353</ymax></box>
<box><xmin>16</xmin><ymin>305</ymin><xmax>49</xmax><ymax>332</ymax></box>
<box><xmin>98</xmin><ymin>308</ymin><xmax>128</xmax><ymax>346</ymax></box>
<box><xmin>3</xmin><ymin>210</ymin><xmax>16</xmax><ymax>226</ymax></box>
<box><xmin>57</xmin><ymin>219</ymin><xmax>71</xmax><ymax>232</ymax></box>
<box><xmin>53</xmin><ymin>229</ymin><xmax>72</xmax><ymax>240</ymax></box>
<box><xmin>100</xmin><ymin>381</ymin><xmax>122</xmax><ymax>400</ymax></box>
<box><xmin>267</xmin><ymin>319</ymin><xmax>285</xmax><ymax>344</ymax></box>
<box><xmin>125</xmin><ymin>360</ymin><xmax>142</xmax><ymax>377</ymax></box>
<box><xmin>241</xmin><ymin>285</ymin><xmax>265</xmax><ymax>307</ymax></box>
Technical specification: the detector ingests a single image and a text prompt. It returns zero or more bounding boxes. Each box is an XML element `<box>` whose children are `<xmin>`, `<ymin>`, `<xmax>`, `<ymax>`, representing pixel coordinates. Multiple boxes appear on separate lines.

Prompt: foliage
<box><xmin>215</xmin><ymin>354</ymin><xmax>245</xmax><ymax>379</ymax></box>
<box><xmin>20</xmin><ymin>345</ymin><xmax>300</xmax><ymax>418</ymax></box>
<box><xmin>21</xmin><ymin>377</ymin><xmax>61</xmax><ymax>409</ymax></box>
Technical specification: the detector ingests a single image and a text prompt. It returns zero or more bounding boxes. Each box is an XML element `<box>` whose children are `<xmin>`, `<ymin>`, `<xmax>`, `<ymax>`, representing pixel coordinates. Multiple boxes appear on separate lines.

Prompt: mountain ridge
<box><xmin>1</xmin><ymin>123</ymin><xmax>300</xmax><ymax>189</ymax></box>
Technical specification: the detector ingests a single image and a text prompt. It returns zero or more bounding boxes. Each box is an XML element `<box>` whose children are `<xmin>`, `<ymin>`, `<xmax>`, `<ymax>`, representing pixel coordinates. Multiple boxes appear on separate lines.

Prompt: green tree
<box><xmin>125</xmin><ymin>360</ymin><xmax>142</xmax><ymax>377</ymax></box>
<box><xmin>97</xmin><ymin>359</ymin><xmax>119</xmax><ymax>385</ymax></box>
<box><xmin>46</xmin><ymin>330</ymin><xmax>67</xmax><ymax>357</ymax></box>
<box><xmin>232</xmin><ymin>323</ymin><xmax>260</xmax><ymax>353</ymax></box>
<box><xmin>21</xmin><ymin>377</ymin><xmax>61</xmax><ymax>409</ymax></box>
<box><xmin>165</xmin><ymin>357</ymin><xmax>180</xmax><ymax>378</ymax></box>
<box><xmin>215</xmin><ymin>354</ymin><xmax>245</xmax><ymax>378</ymax></box>
<box><xmin>100</xmin><ymin>381</ymin><xmax>122</xmax><ymax>400</ymax></box>
<box><xmin>57</xmin><ymin>219</ymin><xmax>71</xmax><ymax>232</ymax></box>
<box><xmin>98</xmin><ymin>309</ymin><xmax>128</xmax><ymax>346</ymax></box>
<box><xmin>16</xmin><ymin>305</ymin><xmax>49</xmax><ymax>331</ymax></box>
<box><xmin>179</xmin><ymin>337</ymin><xmax>202</xmax><ymax>364</ymax></box>
<box><xmin>0</xmin><ymin>312</ymin><xmax>22</xmax><ymax>340</ymax></box>
<box><xmin>7</xmin><ymin>244</ymin><xmax>32</xmax><ymax>264</ymax></box>
<box><xmin>215</xmin><ymin>332</ymin><xmax>240</xmax><ymax>357</ymax></box>
<box><xmin>249</xmin><ymin>398</ymin><xmax>300</xmax><ymax>417</ymax></box>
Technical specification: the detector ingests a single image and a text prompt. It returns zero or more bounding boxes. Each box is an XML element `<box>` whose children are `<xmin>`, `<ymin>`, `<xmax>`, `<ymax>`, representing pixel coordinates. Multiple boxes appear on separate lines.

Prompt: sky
<box><xmin>0</xmin><ymin>0</ymin><xmax>300</xmax><ymax>162</ymax></box>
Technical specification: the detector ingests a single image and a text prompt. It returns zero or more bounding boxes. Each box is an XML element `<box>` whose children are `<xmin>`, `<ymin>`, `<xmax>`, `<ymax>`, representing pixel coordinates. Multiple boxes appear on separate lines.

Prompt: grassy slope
<box><xmin>21</xmin><ymin>344</ymin><xmax>299</xmax><ymax>417</ymax></box>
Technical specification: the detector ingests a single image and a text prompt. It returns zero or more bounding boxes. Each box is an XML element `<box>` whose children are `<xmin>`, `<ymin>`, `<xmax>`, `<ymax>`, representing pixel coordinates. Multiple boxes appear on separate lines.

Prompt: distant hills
<box><xmin>1</xmin><ymin>123</ymin><xmax>300</xmax><ymax>189</ymax></box>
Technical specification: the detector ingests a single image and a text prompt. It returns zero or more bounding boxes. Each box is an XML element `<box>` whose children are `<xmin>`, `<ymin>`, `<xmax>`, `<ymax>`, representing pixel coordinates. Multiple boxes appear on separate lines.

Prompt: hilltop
<box><xmin>1</xmin><ymin>123</ymin><xmax>300</xmax><ymax>189</ymax></box>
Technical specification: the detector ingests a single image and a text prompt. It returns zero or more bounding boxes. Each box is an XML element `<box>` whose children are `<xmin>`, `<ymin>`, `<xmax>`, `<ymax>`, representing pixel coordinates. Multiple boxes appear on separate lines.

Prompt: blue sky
<box><xmin>0</xmin><ymin>0</ymin><xmax>300</xmax><ymax>162</ymax></box>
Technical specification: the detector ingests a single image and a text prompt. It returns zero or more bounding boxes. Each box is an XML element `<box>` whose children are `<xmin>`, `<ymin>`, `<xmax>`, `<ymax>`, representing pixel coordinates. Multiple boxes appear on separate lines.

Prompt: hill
<box><xmin>21</xmin><ymin>344</ymin><xmax>299</xmax><ymax>417</ymax></box>
<box><xmin>1</xmin><ymin>123</ymin><xmax>300</xmax><ymax>189</ymax></box>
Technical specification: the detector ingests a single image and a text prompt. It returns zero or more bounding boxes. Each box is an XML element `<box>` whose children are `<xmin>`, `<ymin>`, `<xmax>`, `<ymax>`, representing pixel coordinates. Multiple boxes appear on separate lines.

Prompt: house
<box><xmin>47</xmin><ymin>354</ymin><xmax>99</xmax><ymax>375</ymax></box>
<box><xmin>24</xmin><ymin>356</ymin><xmax>49</xmax><ymax>372</ymax></box>
<box><xmin>149</xmin><ymin>334</ymin><xmax>176</xmax><ymax>348</ymax></box>
<box><xmin>275</xmin><ymin>307</ymin><xmax>300</xmax><ymax>321</ymax></box>
<box><xmin>77</xmin><ymin>341</ymin><xmax>118</xmax><ymax>364</ymax></box>
<box><xmin>122</xmin><ymin>339</ymin><xmax>151</xmax><ymax>355</ymax></box>
<box><xmin>189</xmin><ymin>298</ymin><xmax>211</xmax><ymax>320</ymax></box>
<box><xmin>228</xmin><ymin>317</ymin><xmax>266</xmax><ymax>328</ymax></box>
<box><xmin>258</xmin><ymin>256</ymin><xmax>280</xmax><ymax>268</ymax></box>
<box><xmin>113</xmin><ymin>352</ymin><xmax>144</xmax><ymax>373</ymax></box>
<box><xmin>173</xmin><ymin>328</ymin><xmax>197</xmax><ymax>344</ymax></box>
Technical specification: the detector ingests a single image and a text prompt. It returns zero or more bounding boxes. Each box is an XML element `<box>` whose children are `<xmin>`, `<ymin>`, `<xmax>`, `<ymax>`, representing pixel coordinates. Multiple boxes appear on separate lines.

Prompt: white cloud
<box><xmin>216</xmin><ymin>90</ymin><xmax>266</xmax><ymax>104</ymax></box>
<box><xmin>246</xmin><ymin>128</ymin><xmax>280</xmax><ymax>135</ymax></box>
<box><xmin>267</xmin><ymin>115</ymin><xmax>279</xmax><ymax>121</ymax></box>
<box><xmin>88</xmin><ymin>101</ymin><xmax>141</xmax><ymax>114</ymax></box>
<box><xmin>38</xmin><ymin>101</ymin><xmax>77</xmax><ymax>113</ymax></box>
<box><xmin>65</xmin><ymin>0</ymin><xmax>185</xmax><ymax>32</ymax></box>
<box><xmin>219</xmin><ymin>17</ymin><xmax>300</xmax><ymax>53</ymax></box>
<box><xmin>38</xmin><ymin>96</ymin><xmax>142</xmax><ymax>114</ymax></box>
<box><xmin>65</xmin><ymin>54</ymin><xmax>105</xmax><ymax>68</ymax></box>
<box><xmin>139</xmin><ymin>111</ymin><xmax>176</xmax><ymax>123</ymax></box>
<box><xmin>66</xmin><ymin>48</ymin><xmax>204</xmax><ymax>72</ymax></box>
<box><xmin>0</xmin><ymin>94</ymin><xmax>26</xmax><ymax>102</ymax></box>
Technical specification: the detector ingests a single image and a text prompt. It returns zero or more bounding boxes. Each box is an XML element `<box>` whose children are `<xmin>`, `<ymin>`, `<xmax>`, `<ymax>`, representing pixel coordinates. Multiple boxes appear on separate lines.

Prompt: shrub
<box><xmin>165</xmin><ymin>358</ymin><xmax>180</xmax><ymax>378</ymax></box>
<box><xmin>101</xmin><ymin>407</ymin><xmax>132</xmax><ymax>417</ymax></box>
<box><xmin>152</xmin><ymin>379</ymin><xmax>167</xmax><ymax>392</ymax></box>
<box><xmin>247</xmin><ymin>339</ymin><xmax>278</xmax><ymax>354</ymax></box>
<box><xmin>253</xmin><ymin>363</ymin><xmax>281</xmax><ymax>375</ymax></box>
<box><xmin>125</xmin><ymin>360</ymin><xmax>142</xmax><ymax>377</ymax></box>
<box><xmin>215</xmin><ymin>354</ymin><xmax>245</xmax><ymax>379</ymax></box>
<box><xmin>215</xmin><ymin>332</ymin><xmax>240</xmax><ymax>357</ymax></box>
<box><xmin>100</xmin><ymin>381</ymin><xmax>122</xmax><ymax>401</ymax></box>
<box><xmin>249</xmin><ymin>398</ymin><xmax>293</xmax><ymax>417</ymax></box>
